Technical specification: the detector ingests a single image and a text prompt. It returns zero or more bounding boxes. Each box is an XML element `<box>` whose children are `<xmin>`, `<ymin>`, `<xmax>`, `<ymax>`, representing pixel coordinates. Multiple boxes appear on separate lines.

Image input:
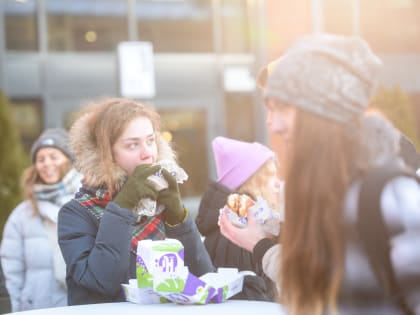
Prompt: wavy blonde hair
<box><xmin>237</xmin><ymin>158</ymin><xmax>282</xmax><ymax>212</ymax></box>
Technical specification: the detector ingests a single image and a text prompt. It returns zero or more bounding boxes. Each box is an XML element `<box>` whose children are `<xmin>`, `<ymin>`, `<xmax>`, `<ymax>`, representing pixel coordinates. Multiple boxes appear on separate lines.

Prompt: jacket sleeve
<box><xmin>165</xmin><ymin>212</ymin><xmax>215</xmax><ymax>276</ymax></box>
<box><xmin>58</xmin><ymin>200</ymin><xmax>135</xmax><ymax>297</ymax></box>
<box><xmin>382</xmin><ymin>177</ymin><xmax>420</xmax><ymax>288</ymax></box>
<box><xmin>261</xmin><ymin>244</ymin><xmax>281</xmax><ymax>283</ymax></box>
<box><xmin>382</xmin><ymin>176</ymin><xmax>420</xmax><ymax>228</ymax></box>
<box><xmin>0</xmin><ymin>208</ymin><xmax>25</xmax><ymax>312</ymax></box>
<box><xmin>253</xmin><ymin>238</ymin><xmax>280</xmax><ymax>283</ymax></box>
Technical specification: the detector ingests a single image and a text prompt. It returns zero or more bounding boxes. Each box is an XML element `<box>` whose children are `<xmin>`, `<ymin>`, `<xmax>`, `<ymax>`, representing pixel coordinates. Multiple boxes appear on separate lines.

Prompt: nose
<box><xmin>271</xmin><ymin>176</ymin><xmax>279</xmax><ymax>188</ymax></box>
<box><xmin>140</xmin><ymin>144</ymin><xmax>153</xmax><ymax>161</ymax></box>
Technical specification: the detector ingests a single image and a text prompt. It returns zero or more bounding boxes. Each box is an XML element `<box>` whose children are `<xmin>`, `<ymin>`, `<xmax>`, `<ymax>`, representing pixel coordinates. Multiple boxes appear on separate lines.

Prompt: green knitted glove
<box><xmin>114</xmin><ymin>164</ymin><xmax>161</xmax><ymax>210</ymax></box>
<box><xmin>158</xmin><ymin>168</ymin><xmax>186</xmax><ymax>226</ymax></box>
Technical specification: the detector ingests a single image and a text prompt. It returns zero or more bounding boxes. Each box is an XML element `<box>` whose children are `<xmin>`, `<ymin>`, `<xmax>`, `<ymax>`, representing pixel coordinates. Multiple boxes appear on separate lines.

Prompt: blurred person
<box><xmin>219</xmin><ymin>33</ymin><xmax>420</xmax><ymax>314</ymax></box>
<box><xmin>361</xmin><ymin>108</ymin><xmax>420</xmax><ymax>174</ymax></box>
<box><xmin>357</xmin><ymin>109</ymin><xmax>405</xmax><ymax>168</ymax></box>
<box><xmin>196</xmin><ymin>136</ymin><xmax>283</xmax><ymax>301</ymax></box>
<box><xmin>1</xmin><ymin>128</ymin><xmax>82</xmax><ymax>311</ymax></box>
<box><xmin>0</xmin><ymin>261</ymin><xmax>11</xmax><ymax>314</ymax></box>
<box><xmin>359</xmin><ymin>110</ymin><xmax>400</xmax><ymax>163</ymax></box>
<box><xmin>58</xmin><ymin>98</ymin><xmax>214</xmax><ymax>305</ymax></box>
<box><xmin>399</xmin><ymin>134</ymin><xmax>420</xmax><ymax>173</ymax></box>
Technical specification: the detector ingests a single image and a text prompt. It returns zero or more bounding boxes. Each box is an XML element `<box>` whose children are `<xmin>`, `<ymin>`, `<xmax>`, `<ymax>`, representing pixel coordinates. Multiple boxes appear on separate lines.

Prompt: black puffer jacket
<box><xmin>196</xmin><ymin>181</ymin><xmax>277</xmax><ymax>301</ymax></box>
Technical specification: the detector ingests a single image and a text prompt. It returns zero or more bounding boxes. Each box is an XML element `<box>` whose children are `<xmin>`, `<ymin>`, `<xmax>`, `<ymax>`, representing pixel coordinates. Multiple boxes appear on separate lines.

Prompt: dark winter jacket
<box><xmin>58</xmin><ymin>200</ymin><xmax>214</xmax><ymax>305</ymax></box>
<box><xmin>196</xmin><ymin>181</ymin><xmax>277</xmax><ymax>301</ymax></box>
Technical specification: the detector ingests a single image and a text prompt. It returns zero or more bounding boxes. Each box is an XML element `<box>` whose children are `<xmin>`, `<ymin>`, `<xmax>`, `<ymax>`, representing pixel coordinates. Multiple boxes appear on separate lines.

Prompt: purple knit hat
<box><xmin>212</xmin><ymin>136</ymin><xmax>275</xmax><ymax>190</ymax></box>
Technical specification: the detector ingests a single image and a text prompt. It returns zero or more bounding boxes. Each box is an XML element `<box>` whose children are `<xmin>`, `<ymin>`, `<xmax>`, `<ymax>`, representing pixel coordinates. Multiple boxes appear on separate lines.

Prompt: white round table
<box><xmin>5</xmin><ymin>300</ymin><xmax>286</xmax><ymax>315</ymax></box>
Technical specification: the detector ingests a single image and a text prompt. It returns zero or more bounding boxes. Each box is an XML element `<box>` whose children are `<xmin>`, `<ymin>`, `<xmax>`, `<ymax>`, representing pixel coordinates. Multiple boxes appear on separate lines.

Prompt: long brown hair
<box><xmin>280</xmin><ymin>109</ymin><xmax>358</xmax><ymax>315</ymax></box>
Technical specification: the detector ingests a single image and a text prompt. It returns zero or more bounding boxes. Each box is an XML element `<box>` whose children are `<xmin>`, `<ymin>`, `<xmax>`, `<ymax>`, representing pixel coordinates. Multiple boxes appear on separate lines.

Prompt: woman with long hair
<box><xmin>1</xmin><ymin>128</ymin><xmax>82</xmax><ymax>311</ymax></box>
<box><xmin>219</xmin><ymin>34</ymin><xmax>420</xmax><ymax>314</ymax></box>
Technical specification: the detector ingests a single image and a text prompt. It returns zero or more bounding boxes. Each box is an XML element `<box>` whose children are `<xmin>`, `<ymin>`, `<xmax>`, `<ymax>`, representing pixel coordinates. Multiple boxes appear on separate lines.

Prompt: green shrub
<box><xmin>0</xmin><ymin>91</ymin><xmax>27</xmax><ymax>235</ymax></box>
<box><xmin>369</xmin><ymin>85</ymin><xmax>420</xmax><ymax>151</ymax></box>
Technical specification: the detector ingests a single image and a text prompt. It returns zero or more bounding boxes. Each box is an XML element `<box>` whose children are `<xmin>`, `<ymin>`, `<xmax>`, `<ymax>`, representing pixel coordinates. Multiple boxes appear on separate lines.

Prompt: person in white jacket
<box><xmin>219</xmin><ymin>33</ymin><xmax>420</xmax><ymax>315</ymax></box>
<box><xmin>0</xmin><ymin>128</ymin><xmax>82</xmax><ymax>312</ymax></box>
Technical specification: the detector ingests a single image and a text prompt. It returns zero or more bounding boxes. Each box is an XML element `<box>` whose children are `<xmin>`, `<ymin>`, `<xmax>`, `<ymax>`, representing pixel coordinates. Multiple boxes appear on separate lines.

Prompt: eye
<box><xmin>146</xmin><ymin>136</ymin><xmax>156</xmax><ymax>146</ymax></box>
<box><xmin>128</xmin><ymin>142</ymin><xmax>139</xmax><ymax>149</ymax></box>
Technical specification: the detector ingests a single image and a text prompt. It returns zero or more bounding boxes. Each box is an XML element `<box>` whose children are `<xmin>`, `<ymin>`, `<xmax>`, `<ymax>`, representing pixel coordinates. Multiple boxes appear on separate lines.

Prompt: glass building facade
<box><xmin>1</xmin><ymin>0</ymin><xmax>268</xmax><ymax>211</ymax></box>
<box><xmin>3</xmin><ymin>0</ymin><xmax>419</xmax><ymax>210</ymax></box>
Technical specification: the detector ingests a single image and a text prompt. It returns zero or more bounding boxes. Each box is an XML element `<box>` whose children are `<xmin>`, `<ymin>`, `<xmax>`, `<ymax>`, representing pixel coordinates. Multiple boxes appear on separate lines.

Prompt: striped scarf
<box><xmin>75</xmin><ymin>186</ymin><xmax>166</xmax><ymax>254</ymax></box>
<box><xmin>34</xmin><ymin>168</ymin><xmax>83</xmax><ymax>207</ymax></box>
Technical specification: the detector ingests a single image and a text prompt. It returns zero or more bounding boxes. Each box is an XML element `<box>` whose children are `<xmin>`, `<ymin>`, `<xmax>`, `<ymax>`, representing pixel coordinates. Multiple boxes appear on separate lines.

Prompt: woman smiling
<box><xmin>1</xmin><ymin>128</ymin><xmax>82</xmax><ymax>312</ymax></box>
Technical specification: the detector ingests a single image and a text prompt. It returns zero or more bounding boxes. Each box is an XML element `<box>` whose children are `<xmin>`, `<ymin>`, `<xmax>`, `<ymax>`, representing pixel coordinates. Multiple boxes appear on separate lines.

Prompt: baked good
<box><xmin>226</xmin><ymin>193</ymin><xmax>255</xmax><ymax>217</ymax></box>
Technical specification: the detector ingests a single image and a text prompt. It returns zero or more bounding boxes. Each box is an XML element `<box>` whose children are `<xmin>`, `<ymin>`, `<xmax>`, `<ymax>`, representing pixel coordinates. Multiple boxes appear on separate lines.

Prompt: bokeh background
<box><xmin>1</xmin><ymin>0</ymin><xmax>419</xmax><ymax>233</ymax></box>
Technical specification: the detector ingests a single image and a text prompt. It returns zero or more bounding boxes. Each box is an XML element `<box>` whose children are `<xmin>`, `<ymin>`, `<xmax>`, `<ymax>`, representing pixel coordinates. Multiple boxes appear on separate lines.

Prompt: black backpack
<box><xmin>357</xmin><ymin>162</ymin><xmax>419</xmax><ymax>315</ymax></box>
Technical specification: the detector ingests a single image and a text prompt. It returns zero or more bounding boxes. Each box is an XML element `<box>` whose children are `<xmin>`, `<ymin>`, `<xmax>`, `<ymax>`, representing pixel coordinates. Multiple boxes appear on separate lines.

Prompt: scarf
<box><xmin>32</xmin><ymin>168</ymin><xmax>82</xmax><ymax>289</ymax></box>
<box><xmin>75</xmin><ymin>186</ymin><xmax>166</xmax><ymax>254</ymax></box>
<box><xmin>34</xmin><ymin>168</ymin><xmax>83</xmax><ymax>209</ymax></box>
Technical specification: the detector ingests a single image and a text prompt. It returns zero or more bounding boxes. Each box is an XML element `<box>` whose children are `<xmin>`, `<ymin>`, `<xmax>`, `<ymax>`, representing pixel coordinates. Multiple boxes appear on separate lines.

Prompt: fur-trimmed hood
<box><xmin>69</xmin><ymin>111</ymin><xmax>177</xmax><ymax>191</ymax></box>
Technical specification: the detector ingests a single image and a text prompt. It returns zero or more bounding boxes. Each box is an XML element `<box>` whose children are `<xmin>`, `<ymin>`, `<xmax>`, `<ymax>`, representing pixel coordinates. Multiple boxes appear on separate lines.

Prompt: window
<box><xmin>4</xmin><ymin>0</ymin><xmax>38</xmax><ymax>51</ymax></box>
<box><xmin>11</xmin><ymin>99</ymin><xmax>43</xmax><ymax>153</ymax></box>
<box><xmin>225</xmin><ymin>93</ymin><xmax>255</xmax><ymax>141</ymax></box>
<box><xmin>47</xmin><ymin>0</ymin><xmax>128</xmax><ymax>51</ymax></box>
<box><xmin>136</xmin><ymin>1</ymin><xmax>213</xmax><ymax>53</ymax></box>
<box><xmin>360</xmin><ymin>0</ymin><xmax>420</xmax><ymax>53</ymax></box>
<box><xmin>159</xmin><ymin>109</ymin><xmax>208</xmax><ymax>198</ymax></box>
<box><xmin>323</xmin><ymin>0</ymin><xmax>353</xmax><ymax>36</ymax></box>
<box><xmin>221</xmin><ymin>1</ymin><xmax>251</xmax><ymax>53</ymax></box>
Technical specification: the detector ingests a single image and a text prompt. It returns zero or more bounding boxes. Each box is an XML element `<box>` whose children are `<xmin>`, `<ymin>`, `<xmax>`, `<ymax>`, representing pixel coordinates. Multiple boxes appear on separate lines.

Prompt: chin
<box><xmin>42</xmin><ymin>178</ymin><xmax>60</xmax><ymax>185</ymax></box>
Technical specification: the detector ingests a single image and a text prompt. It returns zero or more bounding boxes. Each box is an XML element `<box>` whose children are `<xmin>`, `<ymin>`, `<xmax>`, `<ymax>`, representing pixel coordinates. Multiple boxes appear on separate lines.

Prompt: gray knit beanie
<box><xmin>31</xmin><ymin>128</ymin><xmax>73</xmax><ymax>162</ymax></box>
<box><xmin>261</xmin><ymin>33</ymin><xmax>383</xmax><ymax>124</ymax></box>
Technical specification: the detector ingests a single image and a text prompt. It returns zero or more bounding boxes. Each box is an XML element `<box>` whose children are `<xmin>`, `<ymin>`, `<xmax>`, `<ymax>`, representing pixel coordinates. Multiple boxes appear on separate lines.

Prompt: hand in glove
<box><xmin>114</xmin><ymin>164</ymin><xmax>161</xmax><ymax>210</ymax></box>
<box><xmin>158</xmin><ymin>168</ymin><xmax>186</xmax><ymax>226</ymax></box>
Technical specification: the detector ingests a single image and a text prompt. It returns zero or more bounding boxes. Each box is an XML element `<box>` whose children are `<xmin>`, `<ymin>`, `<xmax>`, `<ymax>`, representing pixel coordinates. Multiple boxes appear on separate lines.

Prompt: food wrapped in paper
<box><xmin>134</xmin><ymin>160</ymin><xmax>188</xmax><ymax>217</ymax></box>
<box><xmin>147</xmin><ymin>159</ymin><xmax>188</xmax><ymax>191</ymax></box>
<box><xmin>223</xmin><ymin>194</ymin><xmax>282</xmax><ymax>236</ymax></box>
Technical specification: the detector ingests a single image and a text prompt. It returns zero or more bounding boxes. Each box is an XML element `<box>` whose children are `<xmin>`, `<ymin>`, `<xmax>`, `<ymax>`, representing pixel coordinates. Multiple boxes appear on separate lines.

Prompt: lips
<box><xmin>41</xmin><ymin>169</ymin><xmax>57</xmax><ymax>177</ymax></box>
<box><xmin>140</xmin><ymin>157</ymin><xmax>155</xmax><ymax>165</ymax></box>
<box><xmin>39</xmin><ymin>168</ymin><xmax>60</xmax><ymax>183</ymax></box>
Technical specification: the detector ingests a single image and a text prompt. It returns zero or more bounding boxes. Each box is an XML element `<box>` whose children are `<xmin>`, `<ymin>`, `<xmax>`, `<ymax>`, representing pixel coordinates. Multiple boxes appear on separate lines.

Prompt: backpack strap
<box><xmin>357</xmin><ymin>162</ymin><xmax>418</xmax><ymax>315</ymax></box>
